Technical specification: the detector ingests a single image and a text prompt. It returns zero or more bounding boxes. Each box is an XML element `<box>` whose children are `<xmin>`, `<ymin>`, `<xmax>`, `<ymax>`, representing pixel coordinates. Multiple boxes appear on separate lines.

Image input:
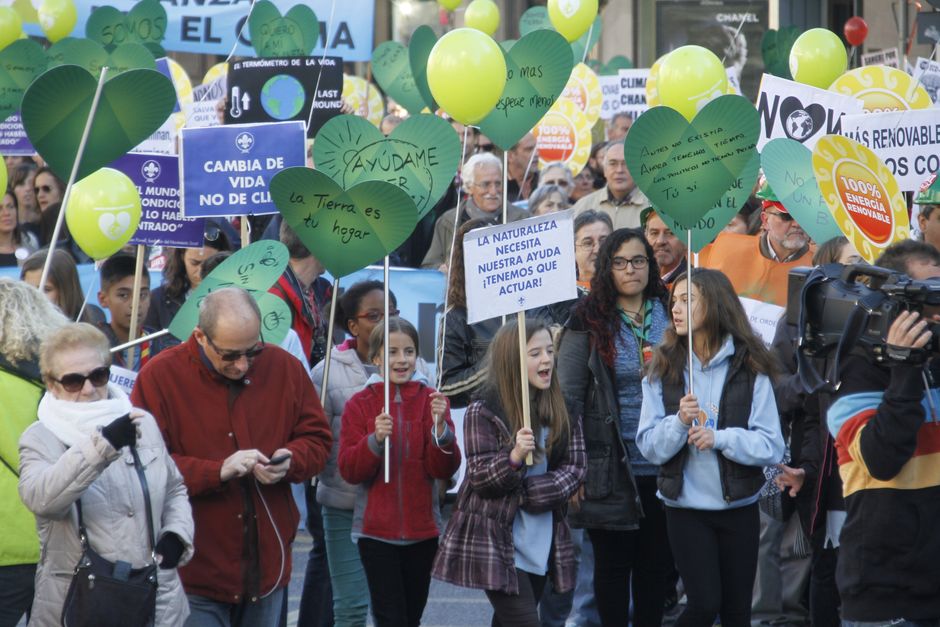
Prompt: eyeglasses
<box><xmin>34</xmin><ymin>185</ymin><xmax>53</xmax><ymax>194</ymax></box>
<box><xmin>612</xmin><ymin>255</ymin><xmax>649</xmax><ymax>270</ymax></box>
<box><xmin>542</xmin><ymin>179</ymin><xmax>570</xmax><ymax>188</ymax></box>
<box><xmin>52</xmin><ymin>366</ymin><xmax>110</xmax><ymax>393</ymax></box>
<box><xmin>765</xmin><ymin>210</ymin><xmax>794</xmax><ymax>222</ymax></box>
<box><xmin>473</xmin><ymin>181</ymin><xmax>502</xmax><ymax>191</ymax></box>
<box><xmin>576</xmin><ymin>236</ymin><xmax>608</xmax><ymax>250</ymax></box>
<box><xmin>476</xmin><ymin>143</ymin><xmax>496</xmax><ymax>153</ymax></box>
<box><xmin>205</xmin><ymin>333</ymin><xmax>265</xmax><ymax>361</ymax></box>
<box><xmin>356</xmin><ymin>309</ymin><xmax>400</xmax><ymax>323</ymax></box>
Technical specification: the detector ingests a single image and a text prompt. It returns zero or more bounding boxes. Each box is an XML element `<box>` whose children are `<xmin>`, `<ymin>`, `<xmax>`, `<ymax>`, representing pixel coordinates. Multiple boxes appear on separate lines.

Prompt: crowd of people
<box><xmin>0</xmin><ymin>105</ymin><xmax>938</xmax><ymax>627</ymax></box>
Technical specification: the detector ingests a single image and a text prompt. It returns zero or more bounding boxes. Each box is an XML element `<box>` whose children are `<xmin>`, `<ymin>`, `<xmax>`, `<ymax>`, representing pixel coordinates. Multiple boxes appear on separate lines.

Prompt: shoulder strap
<box><xmin>130</xmin><ymin>446</ymin><xmax>156</xmax><ymax>553</ymax></box>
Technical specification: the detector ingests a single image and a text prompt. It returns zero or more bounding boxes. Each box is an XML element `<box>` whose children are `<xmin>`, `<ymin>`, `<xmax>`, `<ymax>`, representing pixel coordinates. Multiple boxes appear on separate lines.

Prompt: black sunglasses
<box><xmin>205</xmin><ymin>333</ymin><xmax>265</xmax><ymax>361</ymax></box>
<box><xmin>52</xmin><ymin>366</ymin><xmax>110</xmax><ymax>393</ymax></box>
<box><xmin>34</xmin><ymin>184</ymin><xmax>53</xmax><ymax>194</ymax></box>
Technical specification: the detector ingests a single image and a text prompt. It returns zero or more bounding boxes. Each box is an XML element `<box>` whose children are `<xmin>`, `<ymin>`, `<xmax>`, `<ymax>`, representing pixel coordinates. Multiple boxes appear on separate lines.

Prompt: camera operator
<box><xmin>826</xmin><ymin>240</ymin><xmax>940</xmax><ymax>626</ymax></box>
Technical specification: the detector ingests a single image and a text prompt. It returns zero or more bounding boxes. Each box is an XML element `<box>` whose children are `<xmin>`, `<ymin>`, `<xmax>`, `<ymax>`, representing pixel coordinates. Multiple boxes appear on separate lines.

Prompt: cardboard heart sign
<box><xmin>624</xmin><ymin>95</ymin><xmax>759</xmax><ymax>229</ymax></box>
<box><xmin>271</xmin><ymin>168</ymin><xmax>418</xmax><ymax>278</ymax></box>
<box><xmin>372</xmin><ymin>41</ymin><xmax>427</xmax><ymax>115</ymax></box>
<box><xmin>86</xmin><ymin>0</ymin><xmax>167</xmax><ymax>50</ymax></box>
<box><xmin>519</xmin><ymin>6</ymin><xmax>601</xmax><ymax>65</ymax></box>
<box><xmin>661</xmin><ymin>151</ymin><xmax>760</xmax><ymax>252</ymax></box>
<box><xmin>47</xmin><ymin>39</ymin><xmax>155</xmax><ymax>76</ymax></box>
<box><xmin>22</xmin><ymin>66</ymin><xmax>176</xmax><ymax>181</ymax></box>
<box><xmin>0</xmin><ymin>39</ymin><xmax>48</xmax><ymax>122</ymax></box>
<box><xmin>248</xmin><ymin>0</ymin><xmax>318</xmax><ymax>58</ymax></box>
<box><xmin>478</xmin><ymin>29</ymin><xmax>573</xmax><ymax>151</ymax></box>
<box><xmin>761</xmin><ymin>26</ymin><xmax>800</xmax><ymax>80</ymax></box>
<box><xmin>408</xmin><ymin>25</ymin><xmax>438</xmax><ymax>114</ymax></box>
<box><xmin>313</xmin><ymin>113</ymin><xmax>460</xmax><ymax>220</ymax></box>
<box><xmin>761</xmin><ymin>138</ymin><xmax>842</xmax><ymax>244</ymax></box>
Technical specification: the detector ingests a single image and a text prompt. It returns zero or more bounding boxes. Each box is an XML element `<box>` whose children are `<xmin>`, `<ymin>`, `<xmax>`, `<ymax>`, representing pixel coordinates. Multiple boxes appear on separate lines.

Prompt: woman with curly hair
<box><xmin>557</xmin><ymin>227</ymin><xmax>672</xmax><ymax>626</ymax></box>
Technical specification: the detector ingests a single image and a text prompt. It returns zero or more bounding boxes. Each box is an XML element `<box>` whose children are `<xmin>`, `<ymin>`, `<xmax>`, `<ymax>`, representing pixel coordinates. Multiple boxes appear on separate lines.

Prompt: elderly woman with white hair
<box><xmin>18</xmin><ymin>322</ymin><xmax>194</xmax><ymax>626</ymax></box>
<box><xmin>421</xmin><ymin>152</ymin><xmax>530</xmax><ymax>272</ymax></box>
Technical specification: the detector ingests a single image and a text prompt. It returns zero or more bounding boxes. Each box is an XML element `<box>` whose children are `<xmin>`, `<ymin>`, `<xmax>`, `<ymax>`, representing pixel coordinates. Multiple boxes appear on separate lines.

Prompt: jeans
<box><xmin>538</xmin><ymin>528</ymin><xmax>600</xmax><ymax>627</ymax></box>
<box><xmin>186</xmin><ymin>587</ymin><xmax>285</xmax><ymax>627</ymax></box>
<box><xmin>297</xmin><ymin>483</ymin><xmax>334</xmax><ymax>627</ymax></box>
<box><xmin>0</xmin><ymin>563</ymin><xmax>35</xmax><ymax>627</ymax></box>
<box><xmin>322</xmin><ymin>505</ymin><xmax>370</xmax><ymax>626</ymax></box>
<box><xmin>358</xmin><ymin>537</ymin><xmax>438</xmax><ymax>627</ymax></box>
<box><xmin>487</xmin><ymin>569</ymin><xmax>548</xmax><ymax>627</ymax></box>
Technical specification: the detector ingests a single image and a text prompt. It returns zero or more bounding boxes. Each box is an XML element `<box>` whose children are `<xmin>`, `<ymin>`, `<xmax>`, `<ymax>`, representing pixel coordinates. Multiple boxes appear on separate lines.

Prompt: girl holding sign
<box><xmin>637</xmin><ymin>269</ymin><xmax>784</xmax><ymax>627</ymax></box>
<box><xmin>432</xmin><ymin>319</ymin><xmax>585</xmax><ymax>627</ymax></box>
<box><xmin>338</xmin><ymin>318</ymin><xmax>460</xmax><ymax>627</ymax></box>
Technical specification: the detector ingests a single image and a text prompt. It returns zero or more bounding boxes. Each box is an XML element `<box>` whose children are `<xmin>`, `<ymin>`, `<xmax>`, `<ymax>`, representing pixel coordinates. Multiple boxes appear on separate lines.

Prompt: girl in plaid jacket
<box><xmin>432</xmin><ymin>319</ymin><xmax>586</xmax><ymax>626</ymax></box>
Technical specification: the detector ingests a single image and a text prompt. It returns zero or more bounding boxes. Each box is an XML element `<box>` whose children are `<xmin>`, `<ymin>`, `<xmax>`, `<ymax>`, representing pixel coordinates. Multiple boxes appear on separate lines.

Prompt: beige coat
<box><xmin>18</xmin><ymin>412</ymin><xmax>194</xmax><ymax>627</ymax></box>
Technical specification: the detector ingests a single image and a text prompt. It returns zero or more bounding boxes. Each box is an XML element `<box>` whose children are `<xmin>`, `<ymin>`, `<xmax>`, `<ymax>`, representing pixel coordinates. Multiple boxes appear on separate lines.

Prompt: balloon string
<box><xmin>581</xmin><ymin>21</ymin><xmax>594</xmax><ymax>65</ymax></box>
<box><xmin>76</xmin><ymin>265</ymin><xmax>100</xmax><ymax>323</ymax></box>
<box><xmin>304</xmin><ymin>0</ymin><xmax>339</xmax><ymax>136</ymax></box>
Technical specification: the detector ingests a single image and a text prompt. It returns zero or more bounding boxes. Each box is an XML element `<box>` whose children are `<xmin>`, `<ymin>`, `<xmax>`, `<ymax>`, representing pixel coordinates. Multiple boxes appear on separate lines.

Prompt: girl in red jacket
<box><xmin>338</xmin><ymin>317</ymin><xmax>461</xmax><ymax>627</ymax></box>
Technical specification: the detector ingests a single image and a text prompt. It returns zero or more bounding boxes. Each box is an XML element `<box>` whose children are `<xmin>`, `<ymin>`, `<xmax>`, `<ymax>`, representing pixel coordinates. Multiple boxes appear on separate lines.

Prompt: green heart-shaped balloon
<box><xmin>624</xmin><ymin>95</ymin><xmax>759</xmax><ymax>230</ymax></box>
<box><xmin>47</xmin><ymin>39</ymin><xmax>155</xmax><ymax>75</ymax></box>
<box><xmin>408</xmin><ymin>25</ymin><xmax>438</xmax><ymax>114</ymax></box>
<box><xmin>478</xmin><ymin>29</ymin><xmax>573</xmax><ymax>151</ymax></box>
<box><xmin>0</xmin><ymin>39</ymin><xmax>48</xmax><ymax>122</ymax></box>
<box><xmin>271</xmin><ymin>168</ymin><xmax>418</xmax><ymax>278</ymax></box>
<box><xmin>761</xmin><ymin>138</ymin><xmax>842</xmax><ymax>244</ymax></box>
<box><xmin>22</xmin><ymin>65</ymin><xmax>176</xmax><ymax>181</ymax></box>
<box><xmin>169</xmin><ymin>240</ymin><xmax>291</xmax><ymax>341</ymax></box>
<box><xmin>249</xmin><ymin>0</ymin><xmax>318</xmax><ymax>58</ymax></box>
<box><xmin>372</xmin><ymin>41</ymin><xmax>426</xmax><ymax>115</ymax></box>
<box><xmin>313</xmin><ymin>113</ymin><xmax>460</xmax><ymax>220</ymax></box>
<box><xmin>660</xmin><ymin>151</ymin><xmax>760</xmax><ymax>252</ymax></box>
<box><xmin>519</xmin><ymin>6</ymin><xmax>601</xmax><ymax>65</ymax></box>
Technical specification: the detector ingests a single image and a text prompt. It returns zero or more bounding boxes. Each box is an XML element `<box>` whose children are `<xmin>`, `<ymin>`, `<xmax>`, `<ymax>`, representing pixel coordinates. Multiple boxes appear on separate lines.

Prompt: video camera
<box><xmin>786</xmin><ymin>263</ymin><xmax>940</xmax><ymax>365</ymax></box>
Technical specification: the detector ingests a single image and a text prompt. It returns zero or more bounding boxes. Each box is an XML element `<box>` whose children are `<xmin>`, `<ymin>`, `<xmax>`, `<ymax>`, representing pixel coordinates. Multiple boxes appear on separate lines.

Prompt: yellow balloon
<box><xmin>0</xmin><ymin>7</ymin><xmax>22</xmax><ymax>50</ymax></box>
<box><xmin>38</xmin><ymin>0</ymin><xmax>76</xmax><ymax>43</ymax></box>
<box><xmin>427</xmin><ymin>28</ymin><xmax>506</xmax><ymax>125</ymax></box>
<box><xmin>645</xmin><ymin>52</ymin><xmax>670</xmax><ymax>107</ymax></box>
<box><xmin>203</xmin><ymin>62</ymin><xmax>228</xmax><ymax>86</ymax></box>
<box><xmin>0</xmin><ymin>160</ymin><xmax>7</xmax><ymax>195</ymax></box>
<box><xmin>789</xmin><ymin>28</ymin><xmax>848</xmax><ymax>89</ymax></box>
<box><xmin>547</xmin><ymin>0</ymin><xmax>598</xmax><ymax>43</ymax></box>
<box><xmin>66</xmin><ymin>168</ymin><xmax>142</xmax><ymax>260</ymax></box>
<box><xmin>464</xmin><ymin>0</ymin><xmax>499</xmax><ymax>37</ymax></box>
<box><xmin>439</xmin><ymin>0</ymin><xmax>462</xmax><ymax>10</ymax></box>
<box><xmin>657</xmin><ymin>45</ymin><xmax>728</xmax><ymax>121</ymax></box>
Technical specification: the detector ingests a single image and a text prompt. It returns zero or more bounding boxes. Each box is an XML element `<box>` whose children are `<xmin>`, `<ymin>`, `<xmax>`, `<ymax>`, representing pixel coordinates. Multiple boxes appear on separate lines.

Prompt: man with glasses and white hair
<box><xmin>132</xmin><ymin>287</ymin><xmax>332</xmax><ymax>627</ymax></box>
<box><xmin>421</xmin><ymin>152</ymin><xmax>529</xmax><ymax>273</ymax></box>
<box><xmin>572</xmin><ymin>141</ymin><xmax>648</xmax><ymax>229</ymax></box>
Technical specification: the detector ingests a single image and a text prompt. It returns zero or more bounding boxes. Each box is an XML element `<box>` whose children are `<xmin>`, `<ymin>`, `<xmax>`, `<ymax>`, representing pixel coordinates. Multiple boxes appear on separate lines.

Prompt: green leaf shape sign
<box><xmin>0</xmin><ymin>39</ymin><xmax>48</xmax><ymax>122</ymax></box>
<box><xmin>168</xmin><ymin>240</ymin><xmax>291</xmax><ymax>341</ymax></box>
<box><xmin>519</xmin><ymin>6</ymin><xmax>601</xmax><ymax>65</ymax></box>
<box><xmin>271</xmin><ymin>167</ymin><xmax>418</xmax><ymax>278</ymax></box>
<box><xmin>85</xmin><ymin>0</ymin><xmax>167</xmax><ymax>50</ymax></box>
<box><xmin>22</xmin><ymin>66</ymin><xmax>176</xmax><ymax>181</ymax></box>
<box><xmin>313</xmin><ymin>113</ymin><xmax>460</xmax><ymax>220</ymax></box>
<box><xmin>761</xmin><ymin>138</ymin><xmax>842</xmax><ymax>245</ymax></box>
<box><xmin>48</xmin><ymin>39</ymin><xmax>156</xmax><ymax>76</ymax></box>
<box><xmin>761</xmin><ymin>26</ymin><xmax>800</xmax><ymax>80</ymax></box>
<box><xmin>372</xmin><ymin>40</ymin><xmax>427</xmax><ymax>116</ymax></box>
<box><xmin>408</xmin><ymin>25</ymin><xmax>438</xmax><ymax>114</ymax></box>
<box><xmin>478</xmin><ymin>29</ymin><xmax>574</xmax><ymax>151</ymax></box>
<box><xmin>624</xmin><ymin>95</ymin><xmax>759</xmax><ymax>230</ymax></box>
<box><xmin>248</xmin><ymin>0</ymin><xmax>318</xmax><ymax>58</ymax></box>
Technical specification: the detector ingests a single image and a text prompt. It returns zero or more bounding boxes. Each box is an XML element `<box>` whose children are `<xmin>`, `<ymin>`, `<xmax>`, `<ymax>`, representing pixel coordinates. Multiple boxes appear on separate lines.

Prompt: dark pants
<box><xmin>666</xmin><ymin>502</ymin><xmax>760</xmax><ymax>627</ymax></box>
<box><xmin>358</xmin><ymin>537</ymin><xmax>438</xmax><ymax>627</ymax></box>
<box><xmin>0</xmin><ymin>563</ymin><xmax>35</xmax><ymax>627</ymax></box>
<box><xmin>486</xmin><ymin>569</ymin><xmax>548</xmax><ymax>627</ymax></box>
<box><xmin>587</xmin><ymin>476</ymin><xmax>669</xmax><ymax>627</ymax></box>
<box><xmin>296</xmin><ymin>482</ymin><xmax>334</xmax><ymax>627</ymax></box>
<box><xmin>810</xmin><ymin>534</ymin><xmax>841</xmax><ymax>627</ymax></box>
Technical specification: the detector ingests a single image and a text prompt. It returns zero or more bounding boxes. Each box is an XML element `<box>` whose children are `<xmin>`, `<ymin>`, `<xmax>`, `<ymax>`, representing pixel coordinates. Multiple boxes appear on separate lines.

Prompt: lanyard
<box><xmin>619</xmin><ymin>300</ymin><xmax>653</xmax><ymax>372</ymax></box>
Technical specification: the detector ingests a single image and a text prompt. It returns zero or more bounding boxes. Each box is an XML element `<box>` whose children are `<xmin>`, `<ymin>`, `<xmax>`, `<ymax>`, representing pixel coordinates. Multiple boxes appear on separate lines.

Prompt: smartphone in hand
<box><xmin>264</xmin><ymin>453</ymin><xmax>291</xmax><ymax>466</ymax></box>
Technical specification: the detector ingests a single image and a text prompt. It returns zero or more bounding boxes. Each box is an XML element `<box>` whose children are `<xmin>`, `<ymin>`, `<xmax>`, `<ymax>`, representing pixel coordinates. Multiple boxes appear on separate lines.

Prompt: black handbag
<box><xmin>61</xmin><ymin>446</ymin><xmax>158</xmax><ymax>627</ymax></box>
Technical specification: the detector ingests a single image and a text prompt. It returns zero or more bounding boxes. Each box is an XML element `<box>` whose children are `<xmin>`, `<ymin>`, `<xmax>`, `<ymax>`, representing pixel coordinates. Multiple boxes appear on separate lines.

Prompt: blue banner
<box><xmin>23</xmin><ymin>0</ymin><xmax>375</xmax><ymax>62</ymax></box>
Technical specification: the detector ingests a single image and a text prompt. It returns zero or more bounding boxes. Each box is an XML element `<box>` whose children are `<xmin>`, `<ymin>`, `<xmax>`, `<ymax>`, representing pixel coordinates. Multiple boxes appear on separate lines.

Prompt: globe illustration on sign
<box><xmin>260</xmin><ymin>75</ymin><xmax>306</xmax><ymax>120</ymax></box>
<box><xmin>786</xmin><ymin>109</ymin><xmax>814</xmax><ymax>141</ymax></box>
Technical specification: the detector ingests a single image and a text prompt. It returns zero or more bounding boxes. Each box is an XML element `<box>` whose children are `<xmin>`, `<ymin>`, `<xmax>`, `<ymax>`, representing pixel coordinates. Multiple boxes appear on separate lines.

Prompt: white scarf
<box><xmin>37</xmin><ymin>384</ymin><xmax>134</xmax><ymax>447</ymax></box>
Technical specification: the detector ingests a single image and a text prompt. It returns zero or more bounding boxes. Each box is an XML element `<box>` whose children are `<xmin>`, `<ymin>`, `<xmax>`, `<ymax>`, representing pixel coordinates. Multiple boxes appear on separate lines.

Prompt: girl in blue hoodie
<box><xmin>637</xmin><ymin>269</ymin><xmax>784</xmax><ymax>627</ymax></box>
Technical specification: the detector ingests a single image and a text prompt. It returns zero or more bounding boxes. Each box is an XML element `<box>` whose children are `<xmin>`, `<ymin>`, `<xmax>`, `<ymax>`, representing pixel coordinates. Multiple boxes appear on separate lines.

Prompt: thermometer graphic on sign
<box><xmin>230</xmin><ymin>87</ymin><xmax>242</xmax><ymax>118</ymax></box>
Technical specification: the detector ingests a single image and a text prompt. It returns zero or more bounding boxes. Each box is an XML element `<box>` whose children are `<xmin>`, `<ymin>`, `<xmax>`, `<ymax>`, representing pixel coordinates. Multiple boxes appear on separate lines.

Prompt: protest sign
<box><xmin>624</xmin><ymin>94</ymin><xmax>759</xmax><ymax>229</ymax></box>
<box><xmin>477</xmin><ymin>29</ymin><xmax>573</xmax><ymax>151</ymax></box>
<box><xmin>313</xmin><ymin>114</ymin><xmax>460</xmax><ymax>220</ymax></box>
<box><xmin>181</xmin><ymin>120</ymin><xmax>306</xmax><ymax>217</ymax></box>
<box><xmin>463</xmin><ymin>211</ymin><xmax>576</xmax><ymax>325</ymax></box>
<box><xmin>270</xmin><ymin>167</ymin><xmax>418</xmax><ymax>278</ymax></box>
<box><xmin>840</xmin><ymin>109</ymin><xmax>940</xmax><ymax>192</ymax></box>
<box><xmin>408</xmin><ymin>25</ymin><xmax>438</xmax><ymax>116</ymax></box>
<box><xmin>186</xmin><ymin>77</ymin><xmax>226</xmax><ymax>128</ymax></box>
<box><xmin>861</xmin><ymin>48</ymin><xmax>899</xmax><ymax>68</ymax></box>
<box><xmin>740</xmin><ymin>297</ymin><xmax>785</xmax><ymax>346</ymax></box>
<box><xmin>616</xmin><ymin>68</ymin><xmax>649</xmax><ymax>121</ymax></box>
<box><xmin>830</xmin><ymin>66</ymin><xmax>932</xmax><ymax>112</ymax></box>
<box><xmin>248</xmin><ymin>0</ymin><xmax>318</xmax><ymax>58</ymax></box>
<box><xmin>111</xmin><ymin>152</ymin><xmax>205</xmax><ymax>248</ymax></box>
<box><xmin>534</xmin><ymin>98</ymin><xmax>592</xmax><ymax>175</ymax></box>
<box><xmin>756</xmin><ymin>74</ymin><xmax>863</xmax><ymax>150</ymax></box>
<box><xmin>518</xmin><ymin>6</ymin><xmax>601</xmax><ymax>66</ymax></box>
<box><xmin>761</xmin><ymin>26</ymin><xmax>800</xmax><ymax>80</ymax></box>
<box><xmin>0</xmin><ymin>40</ymin><xmax>48</xmax><ymax>123</ymax></box>
<box><xmin>560</xmin><ymin>63</ymin><xmax>602</xmax><ymax>127</ymax></box>
<box><xmin>342</xmin><ymin>75</ymin><xmax>383</xmax><ymax>127</ymax></box>
<box><xmin>813</xmin><ymin>135</ymin><xmax>910</xmax><ymax>264</ymax></box>
<box><xmin>109</xmin><ymin>365</ymin><xmax>138</xmax><ymax>396</ymax></box>
<box><xmin>372</xmin><ymin>40</ymin><xmax>427</xmax><ymax>116</ymax></box>
<box><xmin>913</xmin><ymin>56</ymin><xmax>940</xmax><ymax>104</ymax></box>
<box><xmin>224</xmin><ymin>55</ymin><xmax>342</xmax><ymax>136</ymax></box>
<box><xmin>0</xmin><ymin>114</ymin><xmax>35</xmax><ymax>155</ymax></box>
<box><xmin>599</xmin><ymin>75</ymin><xmax>622</xmax><ymax>120</ymax></box>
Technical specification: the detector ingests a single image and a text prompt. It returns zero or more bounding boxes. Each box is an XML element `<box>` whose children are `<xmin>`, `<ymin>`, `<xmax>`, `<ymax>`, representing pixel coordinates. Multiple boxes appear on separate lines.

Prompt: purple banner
<box><xmin>0</xmin><ymin>114</ymin><xmax>35</xmax><ymax>156</ymax></box>
<box><xmin>111</xmin><ymin>153</ymin><xmax>206</xmax><ymax>248</ymax></box>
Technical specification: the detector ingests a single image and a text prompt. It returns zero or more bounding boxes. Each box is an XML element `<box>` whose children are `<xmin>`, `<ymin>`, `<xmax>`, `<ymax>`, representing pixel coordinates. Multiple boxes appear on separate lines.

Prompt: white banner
<box><xmin>840</xmin><ymin>109</ymin><xmax>940</xmax><ymax>192</ymax></box>
<box><xmin>599</xmin><ymin>75</ymin><xmax>623</xmax><ymax>120</ymax></box>
<box><xmin>617</xmin><ymin>69</ymin><xmax>650</xmax><ymax>121</ymax></box>
<box><xmin>913</xmin><ymin>56</ymin><xmax>940</xmax><ymax>104</ymax></box>
<box><xmin>756</xmin><ymin>74</ymin><xmax>864</xmax><ymax>150</ymax></box>
<box><xmin>740</xmin><ymin>297</ymin><xmax>784</xmax><ymax>347</ymax></box>
<box><xmin>862</xmin><ymin>48</ymin><xmax>900</xmax><ymax>69</ymax></box>
<box><xmin>464</xmin><ymin>211</ymin><xmax>576</xmax><ymax>325</ymax></box>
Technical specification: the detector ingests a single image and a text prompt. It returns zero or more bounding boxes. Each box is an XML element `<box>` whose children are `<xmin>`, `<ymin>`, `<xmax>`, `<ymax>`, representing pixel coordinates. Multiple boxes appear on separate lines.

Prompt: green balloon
<box><xmin>313</xmin><ymin>113</ymin><xmax>460</xmax><ymax>220</ymax></box>
<box><xmin>271</xmin><ymin>168</ymin><xmax>418</xmax><ymax>278</ymax></box>
<box><xmin>761</xmin><ymin>138</ymin><xmax>842</xmax><ymax>244</ymax></box>
<box><xmin>248</xmin><ymin>0</ymin><xmax>318</xmax><ymax>58</ymax></box>
<box><xmin>624</xmin><ymin>95</ymin><xmax>759</xmax><ymax>230</ymax></box>
<box><xmin>22</xmin><ymin>66</ymin><xmax>176</xmax><ymax>181</ymax></box>
<box><xmin>408</xmin><ymin>25</ymin><xmax>438</xmax><ymax>113</ymax></box>
<box><xmin>0</xmin><ymin>39</ymin><xmax>48</xmax><ymax>122</ymax></box>
<box><xmin>372</xmin><ymin>40</ymin><xmax>427</xmax><ymax>115</ymax></box>
<box><xmin>478</xmin><ymin>29</ymin><xmax>573</xmax><ymax>151</ymax></box>
<box><xmin>168</xmin><ymin>240</ymin><xmax>291</xmax><ymax>341</ymax></box>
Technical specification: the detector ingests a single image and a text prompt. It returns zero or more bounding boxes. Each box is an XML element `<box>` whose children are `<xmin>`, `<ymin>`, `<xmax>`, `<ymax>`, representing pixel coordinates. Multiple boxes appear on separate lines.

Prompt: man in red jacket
<box><xmin>132</xmin><ymin>287</ymin><xmax>332</xmax><ymax>626</ymax></box>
